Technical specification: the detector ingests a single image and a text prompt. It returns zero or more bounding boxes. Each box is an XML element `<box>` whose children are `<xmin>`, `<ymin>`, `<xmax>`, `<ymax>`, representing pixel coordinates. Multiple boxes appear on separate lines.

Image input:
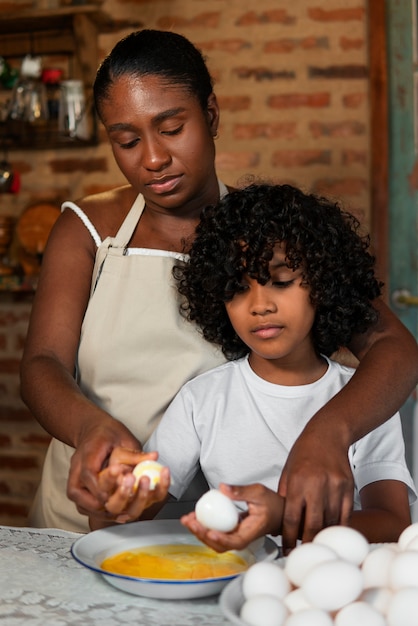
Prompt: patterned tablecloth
<box><xmin>0</xmin><ymin>525</ymin><xmax>231</xmax><ymax>626</ymax></box>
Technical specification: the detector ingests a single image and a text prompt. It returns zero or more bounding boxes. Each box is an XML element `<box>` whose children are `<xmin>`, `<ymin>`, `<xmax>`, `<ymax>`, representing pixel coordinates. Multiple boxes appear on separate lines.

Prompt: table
<box><xmin>0</xmin><ymin>525</ymin><xmax>231</xmax><ymax>625</ymax></box>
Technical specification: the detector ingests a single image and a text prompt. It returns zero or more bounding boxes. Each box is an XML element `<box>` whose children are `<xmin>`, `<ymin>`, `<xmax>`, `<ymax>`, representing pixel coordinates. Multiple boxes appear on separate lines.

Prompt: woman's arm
<box><xmin>278</xmin><ymin>298</ymin><xmax>418</xmax><ymax>552</ymax></box>
<box><xmin>20</xmin><ymin>207</ymin><xmax>141</xmax><ymax>521</ymax></box>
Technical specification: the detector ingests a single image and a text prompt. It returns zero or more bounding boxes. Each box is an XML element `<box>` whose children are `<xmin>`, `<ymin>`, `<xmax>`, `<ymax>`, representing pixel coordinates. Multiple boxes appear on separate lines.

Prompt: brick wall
<box><xmin>0</xmin><ymin>0</ymin><xmax>370</xmax><ymax>526</ymax></box>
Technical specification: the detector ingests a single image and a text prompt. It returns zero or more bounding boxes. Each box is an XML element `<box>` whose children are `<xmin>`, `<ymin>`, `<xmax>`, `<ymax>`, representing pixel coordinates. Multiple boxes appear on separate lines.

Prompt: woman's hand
<box><xmin>67</xmin><ymin>420</ymin><xmax>143</xmax><ymax>523</ymax></box>
<box><xmin>278</xmin><ymin>422</ymin><xmax>353</xmax><ymax>554</ymax></box>
<box><xmin>181</xmin><ymin>483</ymin><xmax>284</xmax><ymax>552</ymax></box>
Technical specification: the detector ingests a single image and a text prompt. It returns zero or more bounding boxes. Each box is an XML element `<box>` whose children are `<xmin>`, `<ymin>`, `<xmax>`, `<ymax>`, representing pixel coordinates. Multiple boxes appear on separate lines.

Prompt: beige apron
<box><xmin>29</xmin><ymin>190</ymin><xmax>226</xmax><ymax>532</ymax></box>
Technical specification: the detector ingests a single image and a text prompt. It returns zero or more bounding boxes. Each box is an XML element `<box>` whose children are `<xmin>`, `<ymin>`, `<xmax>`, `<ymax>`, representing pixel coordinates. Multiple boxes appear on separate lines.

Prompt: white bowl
<box><xmin>71</xmin><ymin>519</ymin><xmax>278</xmax><ymax>600</ymax></box>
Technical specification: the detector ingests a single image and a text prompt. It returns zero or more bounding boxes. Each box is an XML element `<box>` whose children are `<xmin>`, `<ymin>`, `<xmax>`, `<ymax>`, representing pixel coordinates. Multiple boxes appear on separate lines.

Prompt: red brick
<box><xmin>309</xmin><ymin>120</ymin><xmax>366</xmax><ymax>138</ymax></box>
<box><xmin>233</xmin><ymin>122</ymin><xmax>298</xmax><ymax>140</ymax></box>
<box><xmin>272</xmin><ymin>150</ymin><xmax>331</xmax><ymax>168</ymax></box>
<box><xmin>0</xmin><ymin>481</ymin><xmax>10</xmax><ymax>495</ymax></box>
<box><xmin>268</xmin><ymin>92</ymin><xmax>330</xmax><ymax>109</ymax></box>
<box><xmin>0</xmin><ymin>407</ymin><xmax>35</xmax><ymax>422</ymax></box>
<box><xmin>216</xmin><ymin>96</ymin><xmax>251</xmax><ymax>112</ymax></box>
<box><xmin>215</xmin><ymin>151</ymin><xmax>260</xmax><ymax>170</ymax></box>
<box><xmin>264</xmin><ymin>37</ymin><xmax>329</xmax><ymax>53</ymax></box>
<box><xmin>198</xmin><ymin>39</ymin><xmax>252</xmax><ymax>54</ymax></box>
<box><xmin>343</xmin><ymin>93</ymin><xmax>367</xmax><ymax>108</ymax></box>
<box><xmin>50</xmin><ymin>158</ymin><xmax>108</xmax><ymax>174</ymax></box>
<box><xmin>0</xmin><ymin>501</ymin><xmax>28</xmax><ymax>517</ymax></box>
<box><xmin>309</xmin><ymin>65</ymin><xmax>367</xmax><ymax>79</ymax></box>
<box><xmin>340</xmin><ymin>36</ymin><xmax>364</xmax><ymax>51</ymax></box>
<box><xmin>0</xmin><ymin>455</ymin><xmax>38</xmax><ymax>470</ymax></box>
<box><xmin>308</xmin><ymin>7</ymin><xmax>365</xmax><ymax>21</ymax></box>
<box><xmin>22</xmin><ymin>433</ymin><xmax>51</xmax><ymax>447</ymax></box>
<box><xmin>157</xmin><ymin>12</ymin><xmax>220</xmax><ymax>29</ymax></box>
<box><xmin>312</xmin><ymin>178</ymin><xmax>368</xmax><ymax>197</ymax></box>
<box><xmin>233</xmin><ymin>67</ymin><xmax>295</xmax><ymax>81</ymax></box>
<box><xmin>0</xmin><ymin>359</ymin><xmax>20</xmax><ymax>374</ymax></box>
<box><xmin>236</xmin><ymin>10</ymin><xmax>296</xmax><ymax>26</ymax></box>
<box><xmin>342</xmin><ymin>150</ymin><xmax>368</xmax><ymax>166</ymax></box>
<box><xmin>0</xmin><ymin>434</ymin><xmax>11</xmax><ymax>447</ymax></box>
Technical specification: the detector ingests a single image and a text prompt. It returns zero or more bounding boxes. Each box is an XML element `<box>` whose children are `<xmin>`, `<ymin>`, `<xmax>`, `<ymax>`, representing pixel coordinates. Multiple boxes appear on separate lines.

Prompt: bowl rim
<box><xmin>71</xmin><ymin>519</ymin><xmax>279</xmax><ymax>586</ymax></box>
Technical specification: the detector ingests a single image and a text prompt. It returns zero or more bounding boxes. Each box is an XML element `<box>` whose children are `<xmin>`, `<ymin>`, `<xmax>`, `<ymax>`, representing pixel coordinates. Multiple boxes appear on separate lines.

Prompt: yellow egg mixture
<box><xmin>101</xmin><ymin>544</ymin><xmax>248</xmax><ymax>580</ymax></box>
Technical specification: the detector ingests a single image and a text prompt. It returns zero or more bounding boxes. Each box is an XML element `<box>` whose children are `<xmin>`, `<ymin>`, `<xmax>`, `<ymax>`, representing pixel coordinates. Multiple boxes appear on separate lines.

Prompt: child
<box><xmin>98</xmin><ymin>183</ymin><xmax>416</xmax><ymax>548</ymax></box>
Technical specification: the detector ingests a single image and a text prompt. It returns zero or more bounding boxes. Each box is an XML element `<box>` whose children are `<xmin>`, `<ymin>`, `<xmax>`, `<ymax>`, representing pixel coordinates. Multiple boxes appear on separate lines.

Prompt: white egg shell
<box><xmin>386</xmin><ymin>587</ymin><xmax>418</xmax><ymax>626</ymax></box>
<box><xmin>334</xmin><ymin>601</ymin><xmax>386</xmax><ymax>626</ymax></box>
<box><xmin>397</xmin><ymin>522</ymin><xmax>418</xmax><ymax>550</ymax></box>
<box><xmin>284</xmin><ymin>607</ymin><xmax>333</xmax><ymax>626</ymax></box>
<box><xmin>240</xmin><ymin>594</ymin><xmax>288</xmax><ymax>626</ymax></box>
<box><xmin>242</xmin><ymin>561</ymin><xmax>290</xmax><ymax>600</ymax></box>
<box><xmin>132</xmin><ymin>460</ymin><xmax>164</xmax><ymax>490</ymax></box>
<box><xmin>301</xmin><ymin>559</ymin><xmax>364</xmax><ymax>611</ymax></box>
<box><xmin>313</xmin><ymin>526</ymin><xmax>369</xmax><ymax>566</ymax></box>
<box><xmin>402</xmin><ymin>535</ymin><xmax>418</xmax><ymax>552</ymax></box>
<box><xmin>283</xmin><ymin>588</ymin><xmax>313</xmax><ymax>613</ymax></box>
<box><xmin>360</xmin><ymin>587</ymin><xmax>393</xmax><ymax>614</ymax></box>
<box><xmin>362</xmin><ymin>544</ymin><xmax>398</xmax><ymax>588</ymax></box>
<box><xmin>195</xmin><ymin>489</ymin><xmax>239</xmax><ymax>532</ymax></box>
<box><xmin>284</xmin><ymin>542</ymin><xmax>338</xmax><ymax>587</ymax></box>
<box><xmin>389</xmin><ymin>551</ymin><xmax>418</xmax><ymax>589</ymax></box>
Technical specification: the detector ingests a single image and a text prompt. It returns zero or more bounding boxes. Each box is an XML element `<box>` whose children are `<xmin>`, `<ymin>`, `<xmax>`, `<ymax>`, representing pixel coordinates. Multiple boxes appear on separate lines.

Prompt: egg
<box><xmin>284</xmin><ymin>608</ymin><xmax>334</xmax><ymax>626</ymax></box>
<box><xmin>313</xmin><ymin>526</ymin><xmax>369</xmax><ymax>566</ymax></box>
<box><xmin>301</xmin><ymin>559</ymin><xmax>364</xmax><ymax>611</ymax></box>
<box><xmin>386</xmin><ymin>587</ymin><xmax>418</xmax><ymax>626</ymax></box>
<box><xmin>362</xmin><ymin>545</ymin><xmax>397</xmax><ymax>588</ymax></box>
<box><xmin>397</xmin><ymin>522</ymin><xmax>418</xmax><ymax>550</ymax></box>
<box><xmin>334</xmin><ymin>600</ymin><xmax>386</xmax><ymax>626</ymax></box>
<box><xmin>132</xmin><ymin>460</ymin><xmax>164</xmax><ymax>490</ymax></box>
<box><xmin>402</xmin><ymin>535</ymin><xmax>418</xmax><ymax>552</ymax></box>
<box><xmin>389</xmin><ymin>551</ymin><xmax>418</xmax><ymax>589</ymax></box>
<box><xmin>283</xmin><ymin>588</ymin><xmax>313</xmax><ymax>613</ymax></box>
<box><xmin>195</xmin><ymin>489</ymin><xmax>239</xmax><ymax>532</ymax></box>
<box><xmin>242</xmin><ymin>561</ymin><xmax>290</xmax><ymax>600</ymax></box>
<box><xmin>284</xmin><ymin>542</ymin><xmax>337</xmax><ymax>587</ymax></box>
<box><xmin>240</xmin><ymin>594</ymin><xmax>288</xmax><ymax>626</ymax></box>
<box><xmin>360</xmin><ymin>587</ymin><xmax>393</xmax><ymax>614</ymax></box>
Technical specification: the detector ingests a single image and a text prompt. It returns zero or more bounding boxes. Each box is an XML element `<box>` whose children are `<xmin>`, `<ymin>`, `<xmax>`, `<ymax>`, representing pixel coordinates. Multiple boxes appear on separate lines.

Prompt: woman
<box><xmin>20</xmin><ymin>30</ymin><xmax>418</xmax><ymax>550</ymax></box>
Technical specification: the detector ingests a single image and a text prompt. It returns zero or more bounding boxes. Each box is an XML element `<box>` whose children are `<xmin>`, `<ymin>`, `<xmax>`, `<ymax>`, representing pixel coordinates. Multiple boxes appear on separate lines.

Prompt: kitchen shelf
<box><xmin>0</xmin><ymin>2</ymin><xmax>142</xmax><ymax>150</ymax></box>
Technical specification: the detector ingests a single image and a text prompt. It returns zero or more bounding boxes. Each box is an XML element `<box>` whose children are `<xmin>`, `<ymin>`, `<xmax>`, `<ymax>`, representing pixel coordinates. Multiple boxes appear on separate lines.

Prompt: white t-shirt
<box><xmin>146</xmin><ymin>356</ymin><xmax>416</xmax><ymax>510</ymax></box>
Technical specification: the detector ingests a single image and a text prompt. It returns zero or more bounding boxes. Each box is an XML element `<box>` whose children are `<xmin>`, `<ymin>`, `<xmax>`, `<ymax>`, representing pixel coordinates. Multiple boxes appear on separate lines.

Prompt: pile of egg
<box><xmin>237</xmin><ymin>523</ymin><xmax>418</xmax><ymax>626</ymax></box>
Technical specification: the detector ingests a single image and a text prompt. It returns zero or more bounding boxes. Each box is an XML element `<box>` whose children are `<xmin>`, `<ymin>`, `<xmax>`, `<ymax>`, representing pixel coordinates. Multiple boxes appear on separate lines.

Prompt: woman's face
<box><xmin>98</xmin><ymin>74</ymin><xmax>220</xmax><ymax>214</ymax></box>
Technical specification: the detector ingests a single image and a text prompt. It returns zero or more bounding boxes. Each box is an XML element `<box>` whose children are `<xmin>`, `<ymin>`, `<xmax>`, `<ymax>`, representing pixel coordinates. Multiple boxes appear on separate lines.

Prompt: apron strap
<box><xmin>91</xmin><ymin>194</ymin><xmax>145</xmax><ymax>295</ymax></box>
<box><xmin>114</xmin><ymin>194</ymin><xmax>146</xmax><ymax>248</ymax></box>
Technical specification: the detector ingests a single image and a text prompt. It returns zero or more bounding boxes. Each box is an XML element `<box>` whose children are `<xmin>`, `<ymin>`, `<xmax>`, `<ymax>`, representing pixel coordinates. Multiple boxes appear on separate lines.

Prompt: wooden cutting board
<box><xmin>16</xmin><ymin>202</ymin><xmax>61</xmax><ymax>274</ymax></box>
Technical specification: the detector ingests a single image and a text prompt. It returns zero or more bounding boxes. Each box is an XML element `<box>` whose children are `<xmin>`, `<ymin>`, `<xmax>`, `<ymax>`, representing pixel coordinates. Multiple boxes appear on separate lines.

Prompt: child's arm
<box><xmin>348</xmin><ymin>479</ymin><xmax>411</xmax><ymax>543</ymax></box>
<box><xmin>88</xmin><ymin>447</ymin><xmax>171</xmax><ymax>530</ymax></box>
<box><xmin>181</xmin><ymin>483</ymin><xmax>285</xmax><ymax>552</ymax></box>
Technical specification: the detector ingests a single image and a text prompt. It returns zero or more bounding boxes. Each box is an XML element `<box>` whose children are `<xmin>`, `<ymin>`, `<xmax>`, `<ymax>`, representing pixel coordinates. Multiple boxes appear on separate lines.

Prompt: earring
<box><xmin>213</xmin><ymin>131</ymin><xmax>219</xmax><ymax>140</ymax></box>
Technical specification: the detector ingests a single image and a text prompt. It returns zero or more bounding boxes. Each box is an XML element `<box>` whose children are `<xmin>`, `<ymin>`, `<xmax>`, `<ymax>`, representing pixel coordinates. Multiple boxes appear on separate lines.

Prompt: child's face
<box><xmin>225</xmin><ymin>243</ymin><xmax>316</xmax><ymax>367</ymax></box>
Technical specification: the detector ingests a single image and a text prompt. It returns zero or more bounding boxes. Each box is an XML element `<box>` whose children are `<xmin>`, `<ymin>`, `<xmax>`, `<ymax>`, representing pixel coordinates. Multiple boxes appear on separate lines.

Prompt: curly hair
<box><xmin>174</xmin><ymin>183</ymin><xmax>383</xmax><ymax>360</ymax></box>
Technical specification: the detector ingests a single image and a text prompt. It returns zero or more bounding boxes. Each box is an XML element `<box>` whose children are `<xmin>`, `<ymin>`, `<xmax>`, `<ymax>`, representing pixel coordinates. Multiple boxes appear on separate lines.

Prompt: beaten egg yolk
<box><xmin>101</xmin><ymin>544</ymin><xmax>248</xmax><ymax>580</ymax></box>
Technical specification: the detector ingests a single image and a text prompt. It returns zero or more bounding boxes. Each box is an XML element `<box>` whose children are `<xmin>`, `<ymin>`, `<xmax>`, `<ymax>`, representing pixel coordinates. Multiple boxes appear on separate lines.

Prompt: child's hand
<box><xmin>181</xmin><ymin>483</ymin><xmax>284</xmax><ymax>552</ymax></box>
<box><xmin>97</xmin><ymin>446</ymin><xmax>158</xmax><ymax>496</ymax></box>
<box><xmin>90</xmin><ymin>447</ymin><xmax>171</xmax><ymax>528</ymax></box>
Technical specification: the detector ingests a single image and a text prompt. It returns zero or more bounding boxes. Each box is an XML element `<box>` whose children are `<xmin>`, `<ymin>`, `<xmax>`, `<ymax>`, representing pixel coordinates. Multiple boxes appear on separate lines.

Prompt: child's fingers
<box><xmin>107</xmin><ymin>447</ymin><xmax>158</xmax><ymax>469</ymax></box>
<box><xmin>104</xmin><ymin>473</ymin><xmax>137</xmax><ymax>514</ymax></box>
<box><xmin>97</xmin><ymin>465</ymin><xmax>120</xmax><ymax>493</ymax></box>
<box><xmin>104</xmin><ymin>467</ymin><xmax>171</xmax><ymax>520</ymax></box>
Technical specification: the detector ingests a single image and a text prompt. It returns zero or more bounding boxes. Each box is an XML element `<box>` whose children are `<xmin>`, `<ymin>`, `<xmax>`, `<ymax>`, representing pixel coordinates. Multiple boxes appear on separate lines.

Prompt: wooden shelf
<box><xmin>0</xmin><ymin>274</ymin><xmax>37</xmax><ymax>292</ymax></box>
<box><xmin>0</xmin><ymin>2</ymin><xmax>142</xmax><ymax>150</ymax></box>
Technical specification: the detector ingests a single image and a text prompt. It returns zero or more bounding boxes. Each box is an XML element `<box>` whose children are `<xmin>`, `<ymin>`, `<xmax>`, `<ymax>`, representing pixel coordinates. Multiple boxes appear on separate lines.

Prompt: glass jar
<box><xmin>58</xmin><ymin>79</ymin><xmax>90</xmax><ymax>140</ymax></box>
